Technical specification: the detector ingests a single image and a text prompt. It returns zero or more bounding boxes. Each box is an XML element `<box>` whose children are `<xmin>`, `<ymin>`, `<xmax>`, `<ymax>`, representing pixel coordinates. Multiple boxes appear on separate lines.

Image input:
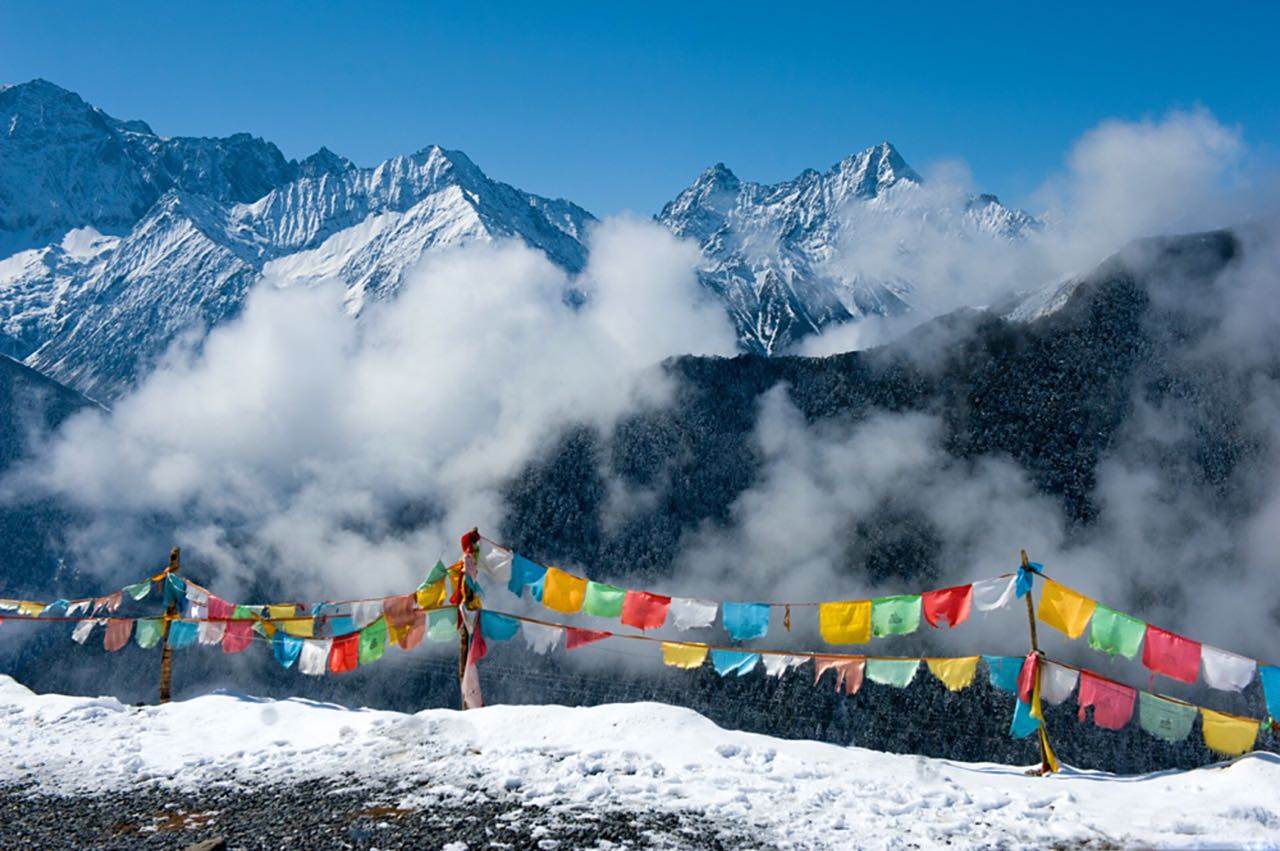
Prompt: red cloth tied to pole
<box><xmin>328</xmin><ymin>633</ymin><xmax>359</xmax><ymax>674</ymax></box>
<box><xmin>922</xmin><ymin>584</ymin><xmax>973</xmax><ymax>628</ymax></box>
<box><xmin>566</xmin><ymin>627</ymin><xmax>612</xmax><ymax>650</ymax></box>
<box><xmin>621</xmin><ymin>590</ymin><xmax>671</xmax><ymax>631</ymax></box>
<box><xmin>382</xmin><ymin>594</ymin><xmax>418</xmax><ymax>630</ymax></box>
<box><xmin>1142</xmin><ymin>624</ymin><xmax>1201</xmax><ymax>685</ymax></box>
<box><xmin>1077</xmin><ymin>671</ymin><xmax>1136</xmax><ymax>730</ymax></box>
<box><xmin>1017</xmin><ymin>652</ymin><xmax>1039</xmax><ymax>704</ymax></box>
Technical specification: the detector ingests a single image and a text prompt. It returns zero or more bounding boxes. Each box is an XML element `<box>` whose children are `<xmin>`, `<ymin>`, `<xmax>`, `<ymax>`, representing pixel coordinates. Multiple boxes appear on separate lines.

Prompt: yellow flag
<box><xmin>926</xmin><ymin>656</ymin><xmax>979</xmax><ymax>692</ymax></box>
<box><xmin>541</xmin><ymin>567</ymin><xmax>587</xmax><ymax>614</ymax></box>
<box><xmin>661</xmin><ymin>642</ymin><xmax>709</xmax><ymax>669</ymax></box>
<box><xmin>387</xmin><ymin>619</ymin><xmax>410</xmax><ymax>646</ymax></box>
<box><xmin>1201</xmin><ymin>708</ymin><xmax>1259</xmax><ymax>757</ymax></box>
<box><xmin>1038</xmin><ymin>579</ymin><xmax>1097</xmax><ymax>639</ymax></box>
<box><xmin>17</xmin><ymin>601</ymin><xmax>45</xmax><ymax>617</ymax></box>
<box><xmin>819</xmin><ymin>600</ymin><xmax>872</xmax><ymax>644</ymax></box>
<box><xmin>416</xmin><ymin>578</ymin><xmax>446</xmax><ymax>610</ymax></box>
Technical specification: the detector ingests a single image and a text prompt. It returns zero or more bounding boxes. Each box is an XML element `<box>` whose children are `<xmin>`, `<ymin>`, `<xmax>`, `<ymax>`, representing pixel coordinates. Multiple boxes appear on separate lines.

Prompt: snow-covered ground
<box><xmin>2</xmin><ymin>675</ymin><xmax>1278</xmax><ymax>849</ymax></box>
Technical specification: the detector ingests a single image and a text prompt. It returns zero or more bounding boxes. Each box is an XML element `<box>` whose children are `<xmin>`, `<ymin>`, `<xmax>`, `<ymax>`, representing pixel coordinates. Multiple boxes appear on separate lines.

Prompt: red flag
<box><xmin>566</xmin><ymin>627</ymin><xmax>612</xmax><ymax>650</ymax></box>
<box><xmin>922</xmin><ymin>584</ymin><xmax>973</xmax><ymax>628</ymax></box>
<box><xmin>103</xmin><ymin>618</ymin><xmax>133</xmax><ymax>652</ymax></box>
<box><xmin>1142</xmin><ymin>625</ymin><xmax>1201</xmax><ymax>685</ymax></box>
<box><xmin>328</xmin><ymin>633</ymin><xmax>359</xmax><ymax>674</ymax></box>
<box><xmin>221</xmin><ymin>620</ymin><xmax>254</xmax><ymax>654</ymax></box>
<box><xmin>1017</xmin><ymin>652</ymin><xmax>1038</xmax><ymax>704</ymax></box>
<box><xmin>621</xmin><ymin>590</ymin><xmax>671</xmax><ymax>631</ymax></box>
<box><xmin>1077</xmin><ymin>671</ymin><xmax>1136</xmax><ymax>730</ymax></box>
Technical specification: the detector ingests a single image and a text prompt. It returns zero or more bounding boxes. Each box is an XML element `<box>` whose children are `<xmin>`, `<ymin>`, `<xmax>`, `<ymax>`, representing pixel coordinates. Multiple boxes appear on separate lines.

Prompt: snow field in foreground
<box><xmin>1</xmin><ymin>675</ymin><xmax>1278</xmax><ymax>850</ymax></box>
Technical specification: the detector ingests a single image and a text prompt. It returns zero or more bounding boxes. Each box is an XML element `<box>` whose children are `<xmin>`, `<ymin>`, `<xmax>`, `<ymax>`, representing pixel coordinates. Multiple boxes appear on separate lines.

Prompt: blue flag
<box><xmin>722</xmin><ymin>603</ymin><xmax>769</xmax><ymax>641</ymax></box>
<box><xmin>1010</xmin><ymin>697</ymin><xmax>1041</xmax><ymax>738</ymax></box>
<box><xmin>273</xmin><ymin>632</ymin><xmax>303</xmax><ymax>668</ymax></box>
<box><xmin>1015</xmin><ymin>562</ymin><xmax>1039</xmax><ymax>599</ymax></box>
<box><xmin>508</xmin><ymin>554</ymin><xmax>548</xmax><ymax>599</ymax></box>
<box><xmin>1260</xmin><ymin>665</ymin><xmax>1280</xmax><ymax>720</ymax></box>
<box><xmin>481</xmin><ymin>611</ymin><xmax>520</xmax><ymax>641</ymax></box>
<box><xmin>710</xmin><ymin>649</ymin><xmax>760</xmax><ymax>677</ymax></box>
<box><xmin>984</xmin><ymin>655</ymin><xmax>1022</xmax><ymax>693</ymax></box>
<box><xmin>168</xmin><ymin>620</ymin><xmax>198</xmax><ymax>649</ymax></box>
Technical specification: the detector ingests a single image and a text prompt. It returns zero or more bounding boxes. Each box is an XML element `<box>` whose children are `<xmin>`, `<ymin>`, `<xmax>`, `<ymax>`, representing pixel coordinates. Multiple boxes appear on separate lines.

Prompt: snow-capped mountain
<box><xmin>0</xmin><ymin>81</ymin><xmax>595</xmax><ymax>399</ymax></box>
<box><xmin>656</xmin><ymin>142</ymin><xmax>1040</xmax><ymax>353</ymax></box>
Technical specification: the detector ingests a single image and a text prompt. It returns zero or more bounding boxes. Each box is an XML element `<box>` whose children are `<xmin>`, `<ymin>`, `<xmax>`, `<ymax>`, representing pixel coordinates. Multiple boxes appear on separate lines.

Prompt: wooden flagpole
<box><xmin>1021</xmin><ymin>549</ymin><xmax>1057</xmax><ymax>774</ymax></box>
<box><xmin>158</xmin><ymin>546</ymin><xmax>180</xmax><ymax>704</ymax></box>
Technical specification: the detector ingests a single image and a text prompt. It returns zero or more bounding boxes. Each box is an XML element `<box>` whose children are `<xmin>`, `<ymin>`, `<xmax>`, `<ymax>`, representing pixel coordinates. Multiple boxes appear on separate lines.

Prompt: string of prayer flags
<box><xmin>926</xmin><ymin>656</ymin><xmax>979</xmax><ymax>692</ymax></box>
<box><xmin>866</xmin><ymin>658</ymin><xmax>920</xmax><ymax>688</ymax></box>
<box><xmin>621</xmin><ymin>590</ymin><xmax>670</xmax><ymax>631</ymax></box>
<box><xmin>971</xmin><ymin>576</ymin><xmax>1017</xmax><ymax>612</ymax></box>
<box><xmin>871</xmin><ymin>595</ymin><xmax>922</xmax><ymax>637</ymax></box>
<box><xmin>328</xmin><ymin>633</ymin><xmax>359</xmax><ymax>674</ymax></box>
<box><xmin>1077</xmin><ymin>671</ymin><xmax>1136</xmax><ymax>730</ymax></box>
<box><xmin>1038</xmin><ymin>661</ymin><xmax>1079</xmax><ymax>706</ymax></box>
<box><xmin>668</xmin><ymin>597</ymin><xmax>718</xmax><ymax>630</ymax></box>
<box><xmin>273</xmin><ymin>632</ymin><xmax>303</xmax><ymax>668</ymax></box>
<box><xmin>426</xmin><ymin>609</ymin><xmax>456</xmax><ymax>642</ymax></box>
<box><xmin>1010</xmin><ymin>698</ymin><xmax>1041</xmax><ymax>738</ymax></box>
<box><xmin>762</xmin><ymin>654</ymin><xmax>804</xmax><ymax>677</ymax></box>
<box><xmin>507</xmin><ymin>555</ymin><xmax>547</xmax><ymax>599</ymax></box>
<box><xmin>661</xmin><ymin>642</ymin><xmax>709</xmax><ymax>670</ymax></box>
<box><xmin>480</xmin><ymin>612</ymin><xmax>520</xmax><ymax>641</ymax></box>
<box><xmin>104</xmin><ymin>618</ymin><xmax>133</xmax><ymax>652</ymax></box>
<box><xmin>1038</xmin><ymin>579</ymin><xmax>1097</xmax><ymax>640</ymax></box>
<box><xmin>1260</xmin><ymin>666</ymin><xmax>1280</xmax><ymax>719</ymax></box>
<box><xmin>1142</xmin><ymin>625</ymin><xmax>1201</xmax><ymax>685</ymax></box>
<box><xmin>814</xmin><ymin>656</ymin><xmax>865</xmax><ymax>695</ymax></box>
<box><xmin>565</xmin><ymin>627</ymin><xmax>611</xmax><ymax>650</ymax></box>
<box><xmin>135</xmin><ymin>618</ymin><xmax>163</xmax><ymax>649</ymax></box>
<box><xmin>984</xmin><ymin>655</ymin><xmax>1022</xmax><ymax>693</ymax></box>
<box><xmin>722</xmin><ymin>602</ymin><xmax>769</xmax><ymax>641</ymax></box>
<box><xmin>71</xmin><ymin>618</ymin><xmax>98</xmax><ymax>644</ymax></box>
<box><xmin>818</xmin><ymin>600</ymin><xmax>871</xmax><ymax>644</ymax></box>
<box><xmin>299</xmin><ymin>638</ymin><xmax>331</xmax><ymax>676</ymax></box>
<box><xmin>168</xmin><ymin>620</ymin><xmax>197</xmax><ymax>649</ymax></box>
<box><xmin>583</xmin><ymin>581</ymin><xmax>625</xmax><ymax>618</ymax></box>
<box><xmin>1088</xmin><ymin>604</ymin><xmax>1146</xmax><ymax>659</ymax></box>
<box><xmin>922</xmin><ymin>585</ymin><xmax>973</xmax><ymax>629</ymax></box>
<box><xmin>522</xmin><ymin>621</ymin><xmax>562</xmax><ymax>655</ymax></box>
<box><xmin>711</xmin><ymin>649</ymin><xmax>760</xmax><ymax>677</ymax></box>
<box><xmin>542</xmin><ymin>568</ymin><xmax>587</xmax><ymax>614</ymax></box>
<box><xmin>1200</xmin><ymin>708</ymin><xmax>1260</xmax><ymax>757</ymax></box>
<box><xmin>358</xmin><ymin>617</ymin><xmax>389</xmax><ymax>665</ymax></box>
<box><xmin>1137</xmin><ymin>692</ymin><xmax>1197</xmax><ymax>744</ymax></box>
<box><xmin>1200</xmin><ymin>645</ymin><xmax>1256</xmax><ymax>692</ymax></box>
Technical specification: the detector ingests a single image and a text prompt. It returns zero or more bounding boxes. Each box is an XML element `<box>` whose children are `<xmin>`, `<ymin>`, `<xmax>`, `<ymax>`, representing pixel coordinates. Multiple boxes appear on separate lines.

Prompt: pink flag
<box><xmin>103</xmin><ymin>618</ymin><xmax>133</xmax><ymax>652</ymax></box>
<box><xmin>922</xmin><ymin>584</ymin><xmax>973</xmax><ymax>628</ymax></box>
<box><xmin>621</xmin><ymin>590</ymin><xmax>671</xmax><ymax>631</ymax></box>
<box><xmin>94</xmin><ymin>591</ymin><xmax>123</xmax><ymax>615</ymax></box>
<box><xmin>398</xmin><ymin>611</ymin><xmax>426</xmax><ymax>651</ymax></box>
<box><xmin>382</xmin><ymin>594</ymin><xmax>418</xmax><ymax>630</ymax></box>
<box><xmin>1077</xmin><ymin>671</ymin><xmax>1136</xmax><ymax>730</ymax></box>
<box><xmin>207</xmin><ymin>594</ymin><xmax>234</xmax><ymax>621</ymax></box>
<box><xmin>566</xmin><ymin>627</ymin><xmax>612</xmax><ymax>650</ymax></box>
<box><xmin>1142</xmin><ymin>625</ymin><xmax>1201</xmax><ymax>685</ymax></box>
<box><xmin>221</xmin><ymin>616</ymin><xmax>254</xmax><ymax>654</ymax></box>
<box><xmin>814</xmin><ymin>656</ymin><xmax>866</xmax><ymax>695</ymax></box>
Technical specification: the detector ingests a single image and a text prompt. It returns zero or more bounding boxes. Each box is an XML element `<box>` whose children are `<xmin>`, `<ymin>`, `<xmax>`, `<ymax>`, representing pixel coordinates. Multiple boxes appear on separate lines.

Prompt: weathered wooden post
<box><xmin>158</xmin><ymin>546</ymin><xmax>180</xmax><ymax>704</ymax></box>
<box><xmin>1021</xmin><ymin>549</ymin><xmax>1057</xmax><ymax>774</ymax></box>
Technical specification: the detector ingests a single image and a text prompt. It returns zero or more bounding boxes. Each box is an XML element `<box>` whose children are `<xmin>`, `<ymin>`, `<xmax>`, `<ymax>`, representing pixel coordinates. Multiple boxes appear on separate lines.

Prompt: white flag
<box><xmin>521</xmin><ymin>621</ymin><xmax>562</xmax><ymax>655</ymax></box>
<box><xmin>972</xmin><ymin>576</ymin><xmax>1017</xmax><ymax>612</ymax></box>
<box><xmin>1201</xmin><ymin>645</ymin><xmax>1256</xmax><ymax>692</ymax></box>
<box><xmin>668</xmin><ymin>597</ymin><xmax>718</xmax><ymax>630</ymax></box>
<box><xmin>1039</xmin><ymin>661</ymin><xmax>1080</xmax><ymax>705</ymax></box>
<box><xmin>299</xmin><ymin>638</ymin><xmax>333</xmax><ymax>676</ymax></box>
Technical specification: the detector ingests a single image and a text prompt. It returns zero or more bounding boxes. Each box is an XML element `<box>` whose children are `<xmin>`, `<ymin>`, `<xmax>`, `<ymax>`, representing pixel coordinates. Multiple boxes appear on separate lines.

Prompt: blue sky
<box><xmin>2</xmin><ymin>1</ymin><xmax>1275</xmax><ymax>215</ymax></box>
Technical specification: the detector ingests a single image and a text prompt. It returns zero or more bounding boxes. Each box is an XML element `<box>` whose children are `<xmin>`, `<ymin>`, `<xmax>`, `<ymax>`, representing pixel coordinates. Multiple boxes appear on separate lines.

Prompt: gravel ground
<box><xmin>0</xmin><ymin>780</ymin><xmax>771</xmax><ymax>850</ymax></box>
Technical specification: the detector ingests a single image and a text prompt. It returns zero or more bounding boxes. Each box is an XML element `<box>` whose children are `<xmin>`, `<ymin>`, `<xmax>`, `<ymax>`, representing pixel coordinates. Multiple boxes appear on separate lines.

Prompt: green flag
<box><xmin>1137</xmin><ymin>692</ymin><xmax>1196</xmax><ymax>743</ymax></box>
<box><xmin>583</xmin><ymin>581</ymin><xmax>626</xmax><ymax>618</ymax></box>
<box><xmin>1088</xmin><ymin>604</ymin><xmax>1146</xmax><ymax>659</ymax></box>
<box><xmin>866</xmin><ymin>658</ymin><xmax>920</xmax><ymax>688</ymax></box>
<box><xmin>123</xmin><ymin>581</ymin><xmax>152</xmax><ymax>601</ymax></box>
<box><xmin>427</xmin><ymin>609</ymin><xmax>455</xmax><ymax>642</ymax></box>
<box><xmin>871</xmin><ymin>595</ymin><xmax>922</xmax><ymax>637</ymax></box>
<box><xmin>134</xmin><ymin>617</ymin><xmax>164</xmax><ymax>649</ymax></box>
<box><xmin>359</xmin><ymin>616</ymin><xmax>389</xmax><ymax>665</ymax></box>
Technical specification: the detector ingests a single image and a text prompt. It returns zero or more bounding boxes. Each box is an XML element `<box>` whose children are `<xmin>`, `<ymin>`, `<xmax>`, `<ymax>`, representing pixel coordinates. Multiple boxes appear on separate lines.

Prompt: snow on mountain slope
<box><xmin>2</xmin><ymin>674</ymin><xmax>1277</xmax><ymax>849</ymax></box>
<box><xmin>656</xmin><ymin>142</ymin><xmax>1040</xmax><ymax>353</ymax></box>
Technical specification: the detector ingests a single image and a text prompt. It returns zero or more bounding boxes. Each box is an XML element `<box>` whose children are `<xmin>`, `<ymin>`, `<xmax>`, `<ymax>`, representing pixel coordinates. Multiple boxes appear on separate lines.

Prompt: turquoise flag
<box><xmin>722</xmin><ymin>603</ymin><xmax>769</xmax><ymax>641</ymax></box>
<box><xmin>1010</xmin><ymin>698</ymin><xmax>1040</xmax><ymax>738</ymax></box>
<box><xmin>123</xmin><ymin>581</ymin><xmax>151</xmax><ymax>601</ymax></box>
<box><xmin>508</xmin><ymin>555</ymin><xmax>547</xmax><ymax>598</ymax></box>
<box><xmin>167</xmin><ymin>620</ymin><xmax>198</xmax><ymax>649</ymax></box>
<box><xmin>1260</xmin><ymin>666</ymin><xmax>1280</xmax><ymax>720</ymax></box>
<box><xmin>481</xmin><ymin>611</ymin><xmax>520</xmax><ymax>641</ymax></box>
<box><xmin>984</xmin><ymin>655</ymin><xmax>1022</xmax><ymax>693</ymax></box>
<box><xmin>273</xmin><ymin>632</ymin><xmax>303</xmax><ymax>668</ymax></box>
<box><xmin>427</xmin><ymin>609</ymin><xmax>456</xmax><ymax>642</ymax></box>
<box><xmin>710</xmin><ymin>649</ymin><xmax>760</xmax><ymax>676</ymax></box>
<box><xmin>866</xmin><ymin>658</ymin><xmax>920</xmax><ymax>687</ymax></box>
